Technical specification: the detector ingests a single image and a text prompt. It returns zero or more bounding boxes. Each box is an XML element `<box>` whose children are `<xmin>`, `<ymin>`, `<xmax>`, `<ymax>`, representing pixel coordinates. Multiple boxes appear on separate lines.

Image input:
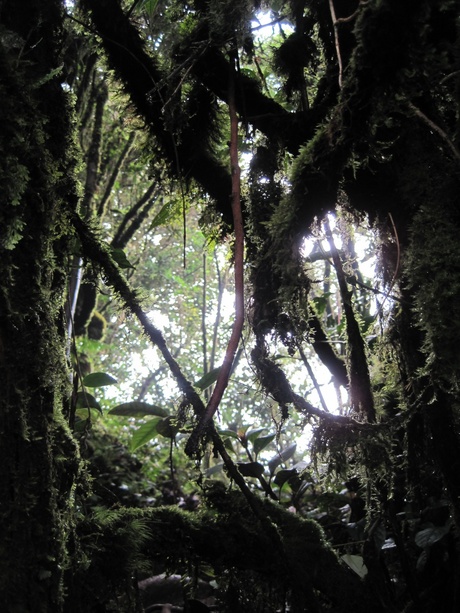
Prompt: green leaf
<box><xmin>156</xmin><ymin>416</ymin><xmax>179</xmax><ymax>439</ymax></box>
<box><xmin>415</xmin><ymin>524</ymin><xmax>450</xmax><ymax>548</ymax></box>
<box><xmin>194</xmin><ymin>367</ymin><xmax>221</xmax><ymax>391</ymax></box>
<box><xmin>237</xmin><ymin>461</ymin><xmax>265</xmax><ymax>478</ymax></box>
<box><xmin>218</xmin><ymin>429</ymin><xmax>241</xmax><ymax>440</ymax></box>
<box><xmin>223</xmin><ymin>438</ymin><xmax>235</xmax><ymax>453</ymax></box>
<box><xmin>129</xmin><ymin>418</ymin><xmax>162</xmax><ymax>451</ymax></box>
<box><xmin>75</xmin><ymin>391</ymin><xmax>102</xmax><ymax>413</ymax></box>
<box><xmin>341</xmin><ymin>554</ymin><xmax>368</xmax><ymax>578</ymax></box>
<box><xmin>108</xmin><ymin>402</ymin><xmax>168</xmax><ymax>417</ymax></box>
<box><xmin>148</xmin><ymin>198</ymin><xmax>180</xmax><ymax>230</ymax></box>
<box><xmin>110</xmin><ymin>247</ymin><xmax>135</xmax><ymax>269</ymax></box>
<box><xmin>268</xmin><ymin>443</ymin><xmax>297</xmax><ymax>475</ymax></box>
<box><xmin>75</xmin><ymin>407</ymin><xmax>101</xmax><ymax>421</ymax></box>
<box><xmin>141</xmin><ymin>0</ymin><xmax>159</xmax><ymax>18</ymax></box>
<box><xmin>292</xmin><ymin>460</ymin><xmax>309</xmax><ymax>473</ymax></box>
<box><xmin>246</xmin><ymin>428</ymin><xmax>266</xmax><ymax>443</ymax></box>
<box><xmin>273</xmin><ymin>468</ymin><xmax>297</xmax><ymax>488</ymax></box>
<box><xmin>312</xmin><ymin>295</ymin><xmax>328</xmax><ymax>316</ymax></box>
<box><xmin>253</xmin><ymin>433</ymin><xmax>275</xmax><ymax>456</ymax></box>
<box><xmin>83</xmin><ymin>372</ymin><xmax>117</xmax><ymax>387</ymax></box>
<box><xmin>74</xmin><ymin>416</ymin><xmax>91</xmax><ymax>432</ymax></box>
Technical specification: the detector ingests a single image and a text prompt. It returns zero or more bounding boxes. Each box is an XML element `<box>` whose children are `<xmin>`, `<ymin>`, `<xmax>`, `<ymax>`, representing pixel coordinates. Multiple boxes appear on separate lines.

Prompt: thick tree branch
<box><xmin>81</xmin><ymin>80</ymin><xmax>107</xmax><ymax>218</ymax></box>
<box><xmin>89</xmin><ymin>496</ymin><xmax>383</xmax><ymax>613</ymax></box>
<box><xmin>80</xmin><ymin>0</ymin><xmax>233</xmax><ymax>225</ymax></box>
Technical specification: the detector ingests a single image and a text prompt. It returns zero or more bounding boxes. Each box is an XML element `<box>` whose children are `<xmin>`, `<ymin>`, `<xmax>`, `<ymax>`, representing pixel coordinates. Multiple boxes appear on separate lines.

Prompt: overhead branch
<box><xmin>251</xmin><ymin>340</ymin><xmax>351</xmax><ymax>426</ymax></box>
<box><xmin>80</xmin><ymin>80</ymin><xmax>107</xmax><ymax>218</ymax></box>
<box><xmin>111</xmin><ymin>181</ymin><xmax>158</xmax><ymax>249</ymax></box>
<box><xmin>407</xmin><ymin>101</ymin><xmax>460</xmax><ymax>162</ymax></box>
<box><xmin>180</xmin><ymin>40</ymin><xmax>326</xmax><ymax>155</ymax></box>
<box><xmin>298</xmin><ymin>344</ymin><xmax>330</xmax><ymax>413</ymax></box>
<box><xmin>80</xmin><ymin>0</ymin><xmax>233</xmax><ymax>225</ymax></box>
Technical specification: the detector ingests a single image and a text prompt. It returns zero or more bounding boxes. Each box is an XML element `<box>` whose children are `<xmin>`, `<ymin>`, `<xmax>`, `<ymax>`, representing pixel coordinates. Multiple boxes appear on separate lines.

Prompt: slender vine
<box><xmin>324</xmin><ymin>217</ymin><xmax>375</xmax><ymax>422</ymax></box>
<box><xmin>185</xmin><ymin>52</ymin><xmax>245</xmax><ymax>456</ymax></box>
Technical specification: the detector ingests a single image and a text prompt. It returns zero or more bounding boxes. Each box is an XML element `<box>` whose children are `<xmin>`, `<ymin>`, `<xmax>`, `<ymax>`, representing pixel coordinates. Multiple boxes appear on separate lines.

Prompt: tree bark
<box><xmin>0</xmin><ymin>1</ymin><xmax>80</xmax><ymax>610</ymax></box>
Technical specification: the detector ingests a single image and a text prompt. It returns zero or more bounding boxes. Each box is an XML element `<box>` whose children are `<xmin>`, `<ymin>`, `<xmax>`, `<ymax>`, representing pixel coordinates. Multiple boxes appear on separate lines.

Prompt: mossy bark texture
<box><xmin>0</xmin><ymin>1</ymin><xmax>80</xmax><ymax>610</ymax></box>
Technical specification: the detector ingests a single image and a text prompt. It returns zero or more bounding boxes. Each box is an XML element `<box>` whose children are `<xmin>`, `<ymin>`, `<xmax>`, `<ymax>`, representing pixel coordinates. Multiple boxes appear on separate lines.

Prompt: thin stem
<box><xmin>298</xmin><ymin>345</ymin><xmax>330</xmax><ymax>413</ymax></box>
<box><xmin>324</xmin><ymin>217</ymin><xmax>375</xmax><ymax>422</ymax></box>
<box><xmin>185</xmin><ymin>53</ymin><xmax>245</xmax><ymax>455</ymax></box>
<box><xmin>328</xmin><ymin>0</ymin><xmax>343</xmax><ymax>89</ymax></box>
<box><xmin>210</xmin><ymin>250</ymin><xmax>224</xmax><ymax>372</ymax></box>
<box><xmin>201</xmin><ymin>252</ymin><xmax>209</xmax><ymax>392</ymax></box>
<box><xmin>408</xmin><ymin>101</ymin><xmax>460</xmax><ymax>162</ymax></box>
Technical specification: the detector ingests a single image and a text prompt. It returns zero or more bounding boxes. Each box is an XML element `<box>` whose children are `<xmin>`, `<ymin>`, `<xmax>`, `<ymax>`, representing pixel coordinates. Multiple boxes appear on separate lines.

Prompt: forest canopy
<box><xmin>1</xmin><ymin>1</ymin><xmax>460</xmax><ymax>612</ymax></box>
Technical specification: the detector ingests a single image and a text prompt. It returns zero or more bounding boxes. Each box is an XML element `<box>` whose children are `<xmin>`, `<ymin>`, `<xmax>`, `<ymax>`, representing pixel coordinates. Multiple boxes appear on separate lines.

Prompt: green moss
<box><xmin>408</xmin><ymin>196</ymin><xmax>460</xmax><ymax>392</ymax></box>
<box><xmin>68</xmin><ymin>482</ymin><xmax>348</xmax><ymax>611</ymax></box>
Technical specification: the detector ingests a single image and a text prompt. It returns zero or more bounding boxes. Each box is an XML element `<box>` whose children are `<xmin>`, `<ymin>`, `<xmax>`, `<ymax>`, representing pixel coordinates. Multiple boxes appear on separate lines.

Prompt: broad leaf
<box><xmin>253</xmin><ymin>433</ymin><xmax>276</xmax><ymax>456</ymax></box>
<box><xmin>292</xmin><ymin>460</ymin><xmax>309</xmax><ymax>473</ymax></box>
<box><xmin>75</xmin><ymin>407</ymin><xmax>101</xmax><ymax>421</ymax></box>
<box><xmin>110</xmin><ymin>247</ymin><xmax>135</xmax><ymax>269</ymax></box>
<box><xmin>223</xmin><ymin>438</ymin><xmax>234</xmax><ymax>453</ymax></box>
<box><xmin>194</xmin><ymin>367</ymin><xmax>221</xmax><ymax>391</ymax></box>
<box><xmin>109</xmin><ymin>402</ymin><xmax>168</xmax><ymax>417</ymax></box>
<box><xmin>246</xmin><ymin>428</ymin><xmax>267</xmax><ymax>444</ymax></box>
<box><xmin>156</xmin><ymin>416</ymin><xmax>179</xmax><ymax>439</ymax></box>
<box><xmin>415</xmin><ymin>524</ymin><xmax>450</xmax><ymax>548</ymax></box>
<box><xmin>237</xmin><ymin>461</ymin><xmax>265</xmax><ymax>478</ymax></box>
<box><xmin>129</xmin><ymin>418</ymin><xmax>162</xmax><ymax>451</ymax></box>
<box><xmin>218</xmin><ymin>429</ymin><xmax>241</xmax><ymax>440</ymax></box>
<box><xmin>341</xmin><ymin>554</ymin><xmax>368</xmax><ymax>578</ymax></box>
<box><xmin>268</xmin><ymin>443</ymin><xmax>297</xmax><ymax>475</ymax></box>
<box><xmin>83</xmin><ymin>372</ymin><xmax>117</xmax><ymax>387</ymax></box>
<box><xmin>273</xmin><ymin>468</ymin><xmax>297</xmax><ymax>488</ymax></box>
<box><xmin>205</xmin><ymin>463</ymin><xmax>224</xmax><ymax>477</ymax></box>
<box><xmin>148</xmin><ymin>198</ymin><xmax>181</xmax><ymax>230</ymax></box>
<box><xmin>141</xmin><ymin>0</ymin><xmax>159</xmax><ymax>19</ymax></box>
<box><xmin>75</xmin><ymin>391</ymin><xmax>102</xmax><ymax>413</ymax></box>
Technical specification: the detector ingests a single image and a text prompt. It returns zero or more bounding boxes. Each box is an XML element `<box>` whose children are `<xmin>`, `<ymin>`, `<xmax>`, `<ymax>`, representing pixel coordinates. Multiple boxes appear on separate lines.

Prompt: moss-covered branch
<box><xmin>72</xmin><ymin>485</ymin><xmax>383</xmax><ymax>613</ymax></box>
<box><xmin>79</xmin><ymin>0</ymin><xmax>234</xmax><ymax>226</ymax></box>
<box><xmin>71</xmin><ymin>211</ymin><xmax>205</xmax><ymax>414</ymax></box>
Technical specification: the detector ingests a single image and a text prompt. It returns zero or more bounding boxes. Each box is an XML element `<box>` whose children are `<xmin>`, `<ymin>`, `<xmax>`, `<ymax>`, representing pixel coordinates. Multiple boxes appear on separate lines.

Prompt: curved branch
<box><xmin>111</xmin><ymin>182</ymin><xmax>158</xmax><ymax>249</ymax></box>
<box><xmin>185</xmin><ymin>55</ymin><xmax>245</xmax><ymax>456</ymax></box>
<box><xmin>251</xmin><ymin>340</ymin><xmax>350</xmax><ymax>425</ymax></box>
<box><xmin>407</xmin><ymin>101</ymin><xmax>460</xmax><ymax>162</ymax></box>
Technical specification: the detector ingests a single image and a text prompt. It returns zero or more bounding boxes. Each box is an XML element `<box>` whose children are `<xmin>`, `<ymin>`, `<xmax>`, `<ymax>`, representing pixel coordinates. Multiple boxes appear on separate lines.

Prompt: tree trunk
<box><xmin>0</xmin><ymin>1</ymin><xmax>80</xmax><ymax>610</ymax></box>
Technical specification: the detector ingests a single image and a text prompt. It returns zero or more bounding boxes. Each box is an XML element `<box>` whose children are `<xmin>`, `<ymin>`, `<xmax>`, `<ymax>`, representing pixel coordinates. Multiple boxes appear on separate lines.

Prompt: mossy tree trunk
<box><xmin>0</xmin><ymin>1</ymin><xmax>80</xmax><ymax>611</ymax></box>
